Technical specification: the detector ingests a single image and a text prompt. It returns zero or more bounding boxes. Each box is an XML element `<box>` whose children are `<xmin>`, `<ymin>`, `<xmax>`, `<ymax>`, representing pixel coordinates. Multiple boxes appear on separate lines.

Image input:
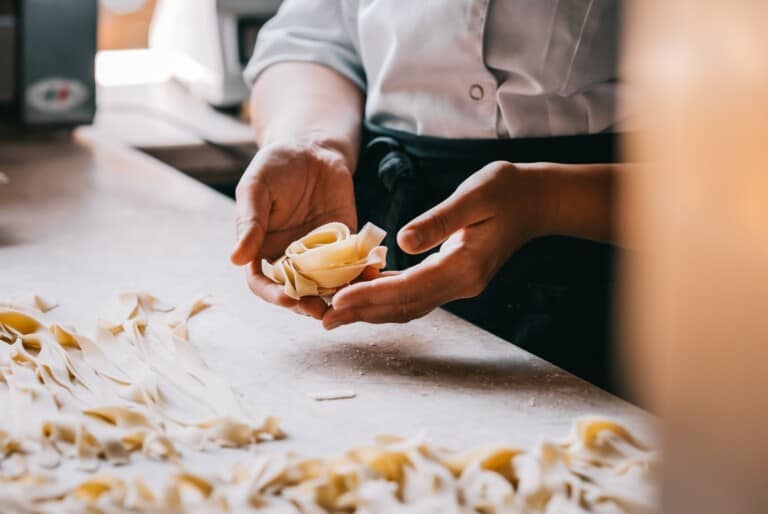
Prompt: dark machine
<box><xmin>0</xmin><ymin>0</ymin><xmax>97</xmax><ymax>130</ymax></box>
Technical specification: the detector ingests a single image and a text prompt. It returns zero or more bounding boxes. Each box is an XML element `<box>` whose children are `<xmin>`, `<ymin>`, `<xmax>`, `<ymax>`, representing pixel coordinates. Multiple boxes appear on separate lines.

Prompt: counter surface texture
<box><xmin>0</xmin><ymin>132</ymin><xmax>652</xmax><ymax>486</ymax></box>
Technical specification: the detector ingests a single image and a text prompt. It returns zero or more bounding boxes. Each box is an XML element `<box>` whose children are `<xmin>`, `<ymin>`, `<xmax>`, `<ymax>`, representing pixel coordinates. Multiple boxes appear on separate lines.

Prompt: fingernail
<box><xmin>325</xmin><ymin>321</ymin><xmax>342</xmax><ymax>330</ymax></box>
<box><xmin>234</xmin><ymin>231</ymin><xmax>246</xmax><ymax>249</ymax></box>
<box><xmin>400</xmin><ymin>229</ymin><xmax>422</xmax><ymax>249</ymax></box>
<box><xmin>230</xmin><ymin>240</ymin><xmax>245</xmax><ymax>264</ymax></box>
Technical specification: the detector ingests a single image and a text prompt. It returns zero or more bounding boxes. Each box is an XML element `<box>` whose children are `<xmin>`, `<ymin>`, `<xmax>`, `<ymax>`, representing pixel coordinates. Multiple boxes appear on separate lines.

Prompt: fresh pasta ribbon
<box><xmin>0</xmin><ymin>292</ymin><xmax>283</xmax><ymax>478</ymax></box>
<box><xmin>5</xmin><ymin>417</ymin><xmax>654</xmax><ymax>513</ymax></box>
<box><xmin>262</xmin><ymin>222</ymin><xmax>387</xmax><ymax>299</ymax></box>
<box><xmin>0</xmin><ymin>292</ymin><xmax>658</xmax><ymax>513</ymax></box>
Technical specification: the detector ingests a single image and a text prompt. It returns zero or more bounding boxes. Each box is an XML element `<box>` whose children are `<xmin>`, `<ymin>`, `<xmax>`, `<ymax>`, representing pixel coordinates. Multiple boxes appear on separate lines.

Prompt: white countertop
<box><xmin>0</xmin><ymin>131</ymin><xmax>652</xmax><ymax>487</ymax></box>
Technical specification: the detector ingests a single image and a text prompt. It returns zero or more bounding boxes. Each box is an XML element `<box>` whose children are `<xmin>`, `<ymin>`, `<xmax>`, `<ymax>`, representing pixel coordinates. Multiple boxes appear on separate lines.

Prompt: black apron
<box><xmin>354</xmin><ymin>123</ymin><xmax>621</xmax><ymax>393</ymax></box>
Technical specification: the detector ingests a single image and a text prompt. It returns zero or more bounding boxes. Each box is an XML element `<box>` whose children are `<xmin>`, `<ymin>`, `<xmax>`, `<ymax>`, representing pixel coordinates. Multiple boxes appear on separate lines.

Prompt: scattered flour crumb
<box><xmin>308</xmin><ymin>390</ymin><xmax>356</xmax><ymax>401</ymax></box>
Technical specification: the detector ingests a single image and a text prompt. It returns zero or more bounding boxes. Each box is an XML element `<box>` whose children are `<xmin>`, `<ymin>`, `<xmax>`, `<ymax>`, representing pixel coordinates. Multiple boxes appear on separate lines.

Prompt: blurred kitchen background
<box><xmin>97</xmin><ymin>0</ymin><xmax>283</xmax><ymax>196</ymax></box>
<box><xmin>2</xmin><ymin>0</ymin><xmax>281</xmax><ymax>196</ymax></box>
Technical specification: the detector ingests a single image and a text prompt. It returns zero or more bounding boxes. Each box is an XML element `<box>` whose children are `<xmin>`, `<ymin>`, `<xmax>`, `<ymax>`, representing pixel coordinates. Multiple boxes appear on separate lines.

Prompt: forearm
<box><xmin>523</xmin><ymin>162</ymin><xmax>621</xmax><ymax>243</ymax></box>
<box><xmin>250</xmin><ymin>62</ymin><xmax>365</xmax><ymax>170</ymax></box>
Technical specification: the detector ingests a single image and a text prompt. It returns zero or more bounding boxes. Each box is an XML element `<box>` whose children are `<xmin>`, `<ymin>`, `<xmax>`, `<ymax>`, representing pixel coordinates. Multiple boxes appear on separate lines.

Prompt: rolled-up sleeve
<box><xmin>243</xmin><ymin>0</ymin><xmax>365</xmax><ymax>91</ymax></box>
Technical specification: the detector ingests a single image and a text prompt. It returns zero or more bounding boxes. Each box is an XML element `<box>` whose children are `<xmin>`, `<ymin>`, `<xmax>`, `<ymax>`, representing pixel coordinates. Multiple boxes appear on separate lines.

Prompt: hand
<box><xmin>231</xmin><ymin>142</ymin><xmax>357</xmax><ymax>319</ymax></box>
<box><xmin>322</xmin><ymin>161</ymin><xmax>551</xmax><ymax>329</ymax></box>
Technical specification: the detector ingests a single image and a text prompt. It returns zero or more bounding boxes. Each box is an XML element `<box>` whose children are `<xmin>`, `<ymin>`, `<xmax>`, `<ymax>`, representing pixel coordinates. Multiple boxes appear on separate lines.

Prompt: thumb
<box><xmin>230</xmin><ymin>183</ymin><xmax>270</xmax><ymax>266</ymax></box>
<box><xmin>397</xmin><ymin>187</ymin><xmax>489</xmax><ymax>255</ymax></box>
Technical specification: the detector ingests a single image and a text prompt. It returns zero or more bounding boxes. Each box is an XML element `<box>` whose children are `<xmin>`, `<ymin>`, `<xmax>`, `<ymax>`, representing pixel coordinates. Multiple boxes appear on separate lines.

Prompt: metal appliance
<box><xmin>0</xmin><ymin>0</ymin><xmax>98</xmax><ymax>130</ymax></box>
<box><xmin>149</xmin><ymin>0</ymin><xmax>281</xmax><ymax>108</ymax></box>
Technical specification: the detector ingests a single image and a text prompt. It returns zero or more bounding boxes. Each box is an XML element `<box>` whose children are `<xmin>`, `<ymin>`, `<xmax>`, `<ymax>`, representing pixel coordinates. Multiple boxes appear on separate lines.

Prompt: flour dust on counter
<box><xmin>0</xmin><ymin>292</ymin><xmax>658</xmax><ymax>513</ymax></box>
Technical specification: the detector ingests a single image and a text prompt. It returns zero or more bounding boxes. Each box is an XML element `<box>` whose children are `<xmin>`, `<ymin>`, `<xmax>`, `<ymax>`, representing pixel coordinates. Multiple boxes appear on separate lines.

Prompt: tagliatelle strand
<box><xmin>0</xmin><ymin>292</ymin><xmax>284</xmax><ymax>476</ymax></box>
<box><xmin>0</xmin><ymin>417</ymin><xmax>658</xmax><ymax>513</ymax></box>
<box><xmin>0</xmin><ymin>293</ymin><xmax>658</xmax><ymax>513</ymax></box>
<box><xmin>262</xmin><ymin>222</ymin><xmax>388</xmax><ymax>299</ymax></box>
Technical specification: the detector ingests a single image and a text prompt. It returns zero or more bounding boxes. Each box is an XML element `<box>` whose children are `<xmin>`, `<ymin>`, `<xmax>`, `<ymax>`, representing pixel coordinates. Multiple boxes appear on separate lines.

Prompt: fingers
<box><xmin>323</xmin><ymin>302</ymin><xmax>433</xmax><ymax>330</ymax></box>
<box><xmin>397</xmin><ymin>180</ymin><xmax>491</xmax><ymax>255</ymax></box>
<box><xmin>356</xmin><ymin>266</ymin><xmax>399</xmax><ymax>282</ymax></box>
<box><xmin>331</xmin><ymin>253</ymin><xmax>448</xmax><ymax>309</ymax></box>
<box><xmin>245</xmin><ymin>262</ymin><xmax>329</xmax><ymax>319</ymax></box>
<box><xmin>398</xmin><ymin>161</ymin><xmax>518</xmax><ymax>255</ymax></box>
<box><xmin>231</xmin><ymin>172</ymin><xmax>271</xmax><ymax>266</ymax></box>
<box><xmin>231</xmin><ymin>221</ymin><xmax>266</xmax><ymax>266</ymax></box>
<box><xmin>325</xmin><ymin>251</ymin><xmax>467</xmax><ymax>328</ymax></box>
<box><xmin>245</xmin><ymin>262</ymin><xmax>296</xmax><ymax>307</ymax></box>
<box><xmin>295</xmin><ymin>296</ymin><xmax>330</xmax><ymax>320</ymax></box>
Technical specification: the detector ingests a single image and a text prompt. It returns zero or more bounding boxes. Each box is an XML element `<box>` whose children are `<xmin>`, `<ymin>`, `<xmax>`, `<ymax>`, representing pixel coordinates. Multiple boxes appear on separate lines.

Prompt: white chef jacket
<box><xmin>244</xmin><ymin>0</ymin><xmax>622</xmax><ymax>139</ymax></box>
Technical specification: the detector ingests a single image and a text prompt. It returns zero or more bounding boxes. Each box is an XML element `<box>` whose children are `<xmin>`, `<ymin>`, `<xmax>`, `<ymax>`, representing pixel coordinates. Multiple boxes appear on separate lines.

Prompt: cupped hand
<box><xmin>322</xmin><ymin>161</ymin><xmax>550</xmax><ymax>329</ymax></box>
<box><xmin>231</xmin><ymin>142</ymin><xmax>357</xmax><ymax>319</ymax></box>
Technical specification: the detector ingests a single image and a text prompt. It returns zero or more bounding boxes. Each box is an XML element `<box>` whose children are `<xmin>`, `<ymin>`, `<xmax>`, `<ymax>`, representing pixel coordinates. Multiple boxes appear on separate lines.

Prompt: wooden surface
<box><xmin>0</xmin><ymin>133</ymin><xmax>652</xmax><ymax>480</ymax></box>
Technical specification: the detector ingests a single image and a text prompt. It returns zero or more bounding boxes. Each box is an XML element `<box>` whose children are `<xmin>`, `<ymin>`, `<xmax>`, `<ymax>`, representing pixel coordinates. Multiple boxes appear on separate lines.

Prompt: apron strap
<box><xmin>364</xmin><ymin>135</ymin><xmax>415</xmax><ymax>192</ymax></box>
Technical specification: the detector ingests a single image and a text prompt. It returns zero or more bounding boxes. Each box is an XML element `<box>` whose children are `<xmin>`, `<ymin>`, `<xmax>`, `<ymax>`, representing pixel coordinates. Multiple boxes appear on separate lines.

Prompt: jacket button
<box><xmin>469</xmin><ymin>84</ymin><xmax>484</xmax><ymax>100</ymax></box>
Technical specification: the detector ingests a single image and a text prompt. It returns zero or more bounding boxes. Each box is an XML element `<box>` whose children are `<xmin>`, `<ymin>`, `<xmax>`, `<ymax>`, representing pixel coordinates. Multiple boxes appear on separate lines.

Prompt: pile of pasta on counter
<box><xmin>0</xmin><ymin>293</ymin><xmax>283</xmax><ymax>470</ymax></box>
<box><xmin>0</xmin><ymin>293</ymin><xmax>658</xmax><ymax>513</ymax></box>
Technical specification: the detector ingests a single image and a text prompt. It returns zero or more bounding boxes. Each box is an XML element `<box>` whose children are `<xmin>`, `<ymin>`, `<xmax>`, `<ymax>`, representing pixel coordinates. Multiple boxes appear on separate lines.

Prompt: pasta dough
<box><xmin>1</xmin><ymin>418</ymin><xmax>658</xmax><ymax>513</ymax></box>
<box><xmin>262</xmin><ymin>222</ymin><xmax>387</xmax><ymax>299</ymax></box>
<box><xmin>0</xmin><ymin>293</ymin><xmax>658</xmax><ymax>513</ymax></box>
<box><xmin>0</xmin><ymin>292</ymin><xmax>283</xmax><ymax>476</ymax></box>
